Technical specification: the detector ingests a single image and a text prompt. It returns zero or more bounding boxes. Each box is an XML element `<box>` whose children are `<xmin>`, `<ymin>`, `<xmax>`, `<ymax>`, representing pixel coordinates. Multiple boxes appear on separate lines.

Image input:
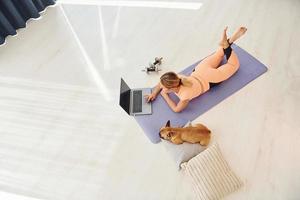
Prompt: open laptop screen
<box><xmin>119</xmin><ymin>78</ymin><xmax>131</xmax><ymax>114</ymax></box>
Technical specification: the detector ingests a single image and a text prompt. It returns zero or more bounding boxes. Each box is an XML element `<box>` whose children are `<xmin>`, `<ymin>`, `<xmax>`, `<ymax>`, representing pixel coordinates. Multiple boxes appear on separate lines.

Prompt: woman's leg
<box><xmin>196</xmin><ymin>27</ymin><xmax>230</xmax><ymax>69</ymax></box>
<box><xmin>200</xmin><ymin>51</ymin><xmax>240</xmax><ymax>83</ymax></box>
<box><xmin>195</xmin><ymin>26</ymin><xmax>246</xmax><ymax>70</ymax></box>
<box><xmin>197</xmin><ymin>47</ymin><xmax>225</xmax><ymax>69</ymax></box>
<box><xmin>203</xmin><ymin>26</ymin><xmax>247</xmax><ymax>83</ymax></box>
<box><xmin>220</xmin><ymin>26</ymin><xmax>247</xmax><ymax>61</ymax></box>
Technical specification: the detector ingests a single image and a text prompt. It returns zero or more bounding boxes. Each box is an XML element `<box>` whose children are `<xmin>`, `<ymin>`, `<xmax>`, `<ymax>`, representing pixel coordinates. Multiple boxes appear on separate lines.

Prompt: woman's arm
<box><xmin>160</xmin><ymin>91</ymin><xmax>189</xmax><ymax>113</ymax></box>
<box><xmin>152</xmin><ymin>82</ymin><xmax>162</xmax><ymax>96</ymax></box>
<box><xmin>145</xmin><ymin>82</ymin><xmax>162</xmax><ymax>102</ymax></box>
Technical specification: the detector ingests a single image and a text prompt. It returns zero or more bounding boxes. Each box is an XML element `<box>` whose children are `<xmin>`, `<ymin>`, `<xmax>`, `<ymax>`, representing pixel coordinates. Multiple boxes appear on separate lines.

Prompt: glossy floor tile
<box><xmin>0</xmin><ymin>0</ymin><xmax>299</xmax><ymax>199</ymax></box>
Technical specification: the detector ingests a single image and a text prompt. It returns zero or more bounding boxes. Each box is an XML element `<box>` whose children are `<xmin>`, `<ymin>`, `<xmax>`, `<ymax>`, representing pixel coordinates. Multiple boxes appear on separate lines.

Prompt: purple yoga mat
<box><xmin>134</xmin><ymin>44</ymin><xmax>267</xmax><ymax>143</ymax></box>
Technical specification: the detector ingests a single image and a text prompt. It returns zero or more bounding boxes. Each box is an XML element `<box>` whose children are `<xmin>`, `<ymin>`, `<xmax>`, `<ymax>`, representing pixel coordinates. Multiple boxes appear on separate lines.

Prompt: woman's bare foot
<box><xmin>219</xmin><ymin>26</ymin><xmax>230</xmax><ymax>48</ymax></box>
<box><xmin>228</xmin><ymin>27</ymin><xmax>247</xmax><ymax>44</ymax></box>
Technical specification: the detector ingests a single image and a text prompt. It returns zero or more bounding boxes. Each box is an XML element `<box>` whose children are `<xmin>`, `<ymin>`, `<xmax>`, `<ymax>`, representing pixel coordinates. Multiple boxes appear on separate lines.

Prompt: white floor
<box><xmin>0</xmin><ymin>0</ymin><xmax>299</xmax><ymax>199</ymax></box>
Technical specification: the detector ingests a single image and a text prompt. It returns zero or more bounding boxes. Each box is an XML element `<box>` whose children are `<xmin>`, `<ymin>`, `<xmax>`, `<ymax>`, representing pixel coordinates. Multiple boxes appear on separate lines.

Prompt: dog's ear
<box><xmin>165</xmin><ymin>120</ymin><xmax>170</xmax><ymax>127</ymax></box>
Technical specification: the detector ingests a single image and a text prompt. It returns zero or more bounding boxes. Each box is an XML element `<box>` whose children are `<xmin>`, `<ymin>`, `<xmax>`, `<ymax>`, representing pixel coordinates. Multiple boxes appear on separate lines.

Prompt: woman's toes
<box><xmin>240</xmin><ymin>27</ymin><xmax>247</xmax><ymax>34</ymax></box>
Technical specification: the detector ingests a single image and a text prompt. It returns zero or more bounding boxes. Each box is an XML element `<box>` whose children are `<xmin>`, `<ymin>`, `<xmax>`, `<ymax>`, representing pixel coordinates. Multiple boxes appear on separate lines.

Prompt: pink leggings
<box><xmin>194</xmin><ymin>47</ymin><xmax>240</xmax><ymax>84</ymax></box>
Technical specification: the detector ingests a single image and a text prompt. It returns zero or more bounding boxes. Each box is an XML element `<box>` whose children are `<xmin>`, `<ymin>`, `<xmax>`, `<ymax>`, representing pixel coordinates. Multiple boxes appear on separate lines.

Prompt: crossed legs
<box><xmin>194</xmin><ymin>26</ymin><xmax>247</xmax><ymax>84</ymax></box>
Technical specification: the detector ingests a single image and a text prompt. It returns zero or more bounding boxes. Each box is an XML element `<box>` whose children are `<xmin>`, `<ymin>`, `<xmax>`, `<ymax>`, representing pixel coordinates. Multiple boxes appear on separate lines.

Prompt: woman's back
<box><xmin>175</xmin><ymin>75</ymin><xmax>209</xmax><ymax>101</ymax></box>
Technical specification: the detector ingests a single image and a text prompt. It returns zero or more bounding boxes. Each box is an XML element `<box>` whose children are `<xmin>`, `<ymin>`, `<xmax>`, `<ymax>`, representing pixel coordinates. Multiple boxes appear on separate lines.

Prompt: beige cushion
<box><xmin>181</xmin><ymin>143</ymin><xmax>243</xmax><ymax>200</ymax></box>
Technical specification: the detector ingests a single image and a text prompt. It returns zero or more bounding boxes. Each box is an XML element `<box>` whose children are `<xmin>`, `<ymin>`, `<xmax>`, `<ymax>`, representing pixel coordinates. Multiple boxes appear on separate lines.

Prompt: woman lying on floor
<box><xmin>146</xmin><ymin>26</ymin><xmax>247</xmax><ymax>113</ymax></box>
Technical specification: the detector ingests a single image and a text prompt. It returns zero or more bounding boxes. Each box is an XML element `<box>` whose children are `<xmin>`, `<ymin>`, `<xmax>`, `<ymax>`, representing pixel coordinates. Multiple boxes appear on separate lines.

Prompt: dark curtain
<box><xmin>0</xmin><ymin>0</ymin><xmax>56</xmax><ymax>45</ymax></box>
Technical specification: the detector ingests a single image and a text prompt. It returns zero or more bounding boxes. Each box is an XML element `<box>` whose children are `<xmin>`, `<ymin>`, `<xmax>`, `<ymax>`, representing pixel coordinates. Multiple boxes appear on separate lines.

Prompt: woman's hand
<box><xmin>161</xmin><ymin>88</ymin><xmax>172</xmax><ymax>94</ymax></box>
<box><xmin>160</xmin><ymin>90</ymin><xmax>169</xmax><ymax>98</ymax></box>
<box><xmin>145</xmin><ymin>82</ymin><xmax>162</xmax><ymax>103</ymax></box>
<box><xmin>145</xmin><ymin>93</ymin><xmax>157</xmax><ymax>102</ymax></box>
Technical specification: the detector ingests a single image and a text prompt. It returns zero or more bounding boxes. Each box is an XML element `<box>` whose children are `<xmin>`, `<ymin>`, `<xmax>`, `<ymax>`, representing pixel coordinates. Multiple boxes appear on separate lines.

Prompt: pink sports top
<box><xmin>175</xmin><ymin>73</ymin><xmax>209</xmax><ymax>101</ymax></box>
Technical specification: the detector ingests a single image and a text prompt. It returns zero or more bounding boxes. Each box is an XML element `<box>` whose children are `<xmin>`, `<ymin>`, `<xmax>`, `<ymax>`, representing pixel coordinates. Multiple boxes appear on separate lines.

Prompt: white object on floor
<box><xmin>181</xmin><ymin>143</ymin><xmax>243</xmax><ymax>200</ymax></box>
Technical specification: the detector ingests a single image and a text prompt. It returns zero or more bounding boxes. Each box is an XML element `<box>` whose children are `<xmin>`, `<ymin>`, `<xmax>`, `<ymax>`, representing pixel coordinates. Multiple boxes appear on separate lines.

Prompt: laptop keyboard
<box><xmin>132</xmin><ymin>90</ymin><xmax>143</xmax><ymax>113</ymax></box>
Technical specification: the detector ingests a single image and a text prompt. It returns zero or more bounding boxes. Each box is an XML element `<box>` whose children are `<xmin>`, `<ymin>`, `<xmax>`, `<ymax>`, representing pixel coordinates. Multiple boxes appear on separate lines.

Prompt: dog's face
<box><xmin>159</xmin><ymin>120</ymin><xmax>175</xmax><ymax>140</ymax></box>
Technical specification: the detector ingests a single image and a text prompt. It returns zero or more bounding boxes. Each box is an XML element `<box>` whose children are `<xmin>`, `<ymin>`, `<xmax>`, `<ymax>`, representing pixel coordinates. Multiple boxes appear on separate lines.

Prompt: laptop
<box><xmin>119</xmin><ymin>78</ymin><xmax>152</xmax><ymax>116</ymax></box>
